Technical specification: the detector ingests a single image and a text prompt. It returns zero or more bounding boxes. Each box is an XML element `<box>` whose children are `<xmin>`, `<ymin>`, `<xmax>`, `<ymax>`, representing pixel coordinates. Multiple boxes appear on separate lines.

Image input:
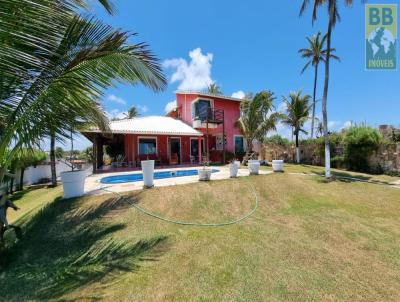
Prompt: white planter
<box><xmin>234</xmin><ymin>160</ymin><xmax>241</xmax><ymax>167</ymax></box>
<box><xmin>60</xmin><ymin>170</ymin><xmax>86</xmax><ymax>199</ymax></box>
<box><xmin>192</xmin><ymin>119</ymin><xmax>201</xmax><ymax>128</ymax></box>
<box><xmin>198</xmin><ymin>168</ymin><xmax>212</xmax><ymax>181</ymax></box>
<box><xmin>272</xmin><ymin>160</ymin><xmax>284</xmax><ymax>172</ymax></box>
<box><xmin>229</xmin><ymin>163</ymin><xmax>239</xmax><ymax>178</ymax></box>
<box><xmin>248</xmin><ymin>161</ymin><xmax>260</xmax><ymax>175</ymax></box>
<box><xmin>141</xmin><ymin>160</ymin><xmax>155</xmax><ymax>188</ymax></box>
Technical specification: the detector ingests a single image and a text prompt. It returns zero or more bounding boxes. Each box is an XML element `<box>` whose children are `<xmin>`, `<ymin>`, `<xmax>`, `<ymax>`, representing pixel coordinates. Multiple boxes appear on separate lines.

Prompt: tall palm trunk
<box><xmin>0</xmin><ymin>168</ymin><xmax>5</xmax><ymax>185</ymax></box>
<box><xmin>50</xmin><ymin>132</ymin><xmax>57</xmax><ymax>186</ymax></box>
<box><xmin>322</xmin><ymin>7</ymin><xmax>334</xmax><ymax>178</ymax></box>
<box><xmin>19</xmin><ymin>168</ymin><xmax>25</xmax><ymax>191</ymax></box>
<box><xmin>295</xmin><ymin>131</ymin><xmax>300</xmax><ymax>163</ymax></box>
<box><xmin>311</xmin><ymin>63</ymin><xmax>318</xmax><ymax>139</ymax></box>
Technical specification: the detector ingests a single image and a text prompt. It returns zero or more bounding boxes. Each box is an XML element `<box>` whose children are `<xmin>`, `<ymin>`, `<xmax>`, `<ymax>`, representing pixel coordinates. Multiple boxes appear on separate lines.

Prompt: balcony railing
<box><xmin>196</xmin><ymin>107</ymin><xmax>224</xmax><ymax>124</ymax></box>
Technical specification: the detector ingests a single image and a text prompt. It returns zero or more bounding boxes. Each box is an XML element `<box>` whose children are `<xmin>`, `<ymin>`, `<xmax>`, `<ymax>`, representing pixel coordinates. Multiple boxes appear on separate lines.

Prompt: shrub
<box><xmin>264</xmin><ymin>134</ymin><xmax>290</xmax><ymax>147</ymax></box>
<box><xmin>331</xmin><ymin>156</ymin><xmax>345</xmax><ymax>169</ymax></box>
<box><xmin>343</xmin><ymin>125</ymin><xmax>382</xmax><ymax>172</ymax></box>
<box><xmin>314</xmin><ymin>132</ymin><xmax>343</xmax><ymax>159</ymax></box>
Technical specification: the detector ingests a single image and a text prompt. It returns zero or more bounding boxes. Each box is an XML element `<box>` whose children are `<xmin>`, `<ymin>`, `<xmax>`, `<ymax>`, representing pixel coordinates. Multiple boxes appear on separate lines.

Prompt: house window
<box><xmin>139</xmin><ymin>138</ymin><xmax>157</xmax><ymax>155</ymax></box>
<box><xmin>234</xmin><ymin>136</ymin><xmax>245</xmax><ymax>154</ymax></box>
<box><xmin>192</xmin><ymin>99</ymin><xmax>211</xmax><ymax>120</ymax></box>
<box><xmin>216</xmin><ymin>134</ymin><xmax>227</xmax><ymax>151</ymax></box>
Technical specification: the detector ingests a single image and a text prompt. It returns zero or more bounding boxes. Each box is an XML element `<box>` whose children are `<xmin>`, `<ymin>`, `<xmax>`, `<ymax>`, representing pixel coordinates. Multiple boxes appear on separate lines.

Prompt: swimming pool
<box><xmin>100</xmin><ymin>169</ymin><xmax>219</xmax><ymax>184</ymax></box>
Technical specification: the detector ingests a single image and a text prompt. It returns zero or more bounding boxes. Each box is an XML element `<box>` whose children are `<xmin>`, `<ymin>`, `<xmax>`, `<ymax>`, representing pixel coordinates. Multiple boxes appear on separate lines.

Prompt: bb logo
<box><xmin>366</xmin><ymin>4</ymin><xmax>397</xmax><ymax>70</ymax></box>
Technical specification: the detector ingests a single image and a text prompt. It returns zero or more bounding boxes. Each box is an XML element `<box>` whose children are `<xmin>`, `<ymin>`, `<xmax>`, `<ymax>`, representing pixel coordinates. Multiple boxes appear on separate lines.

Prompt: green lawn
<box><xmin>1</xmin><ymin>166</ymin><xmax>400</xmax><ymax>301</ymax></box>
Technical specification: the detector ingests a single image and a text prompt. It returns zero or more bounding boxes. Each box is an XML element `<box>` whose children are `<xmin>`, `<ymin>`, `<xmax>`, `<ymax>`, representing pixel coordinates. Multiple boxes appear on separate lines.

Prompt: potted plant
<box><xmin>141</xmin><ymin>152</ymin><xmax>155</xmax><ymax>188</ymax></box>
<box><xmin>229</xmin><ymin>159</ymin><xmax>239</xmax><ymax>178</ymax></box>
<box><xmin>248</xmin><ymin>159</ymin><xmax>260</xmax><ymax>175</ymax></box>
<box><xmin>60</xmin><ymin>129</ymin><xmax>86</xmax><ymax>198</ymax></box>
<box><xmin>272</xmin><ymin>160</ymin><xmax>284</xmax><ymax>172</ymax></box>
<box><xmin>198</xmin><ymin>161</ymin><xmax>212</xmax><ymax>181</ymax></box>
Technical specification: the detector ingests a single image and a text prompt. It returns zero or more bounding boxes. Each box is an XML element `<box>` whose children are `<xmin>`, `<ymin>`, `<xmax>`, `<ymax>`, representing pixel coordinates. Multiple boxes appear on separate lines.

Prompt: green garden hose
<box><xmin>100</xmin><ymin>177</ymin><xmax>259</xmax><ymax>227</ymax></box>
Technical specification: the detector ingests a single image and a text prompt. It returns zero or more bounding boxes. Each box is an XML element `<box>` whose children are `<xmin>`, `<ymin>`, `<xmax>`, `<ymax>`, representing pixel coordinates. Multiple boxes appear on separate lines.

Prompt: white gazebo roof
<box><xmin>85</xmin><ymin>116</ymin><xmax>203</xmax><ymax>136</ymax></box>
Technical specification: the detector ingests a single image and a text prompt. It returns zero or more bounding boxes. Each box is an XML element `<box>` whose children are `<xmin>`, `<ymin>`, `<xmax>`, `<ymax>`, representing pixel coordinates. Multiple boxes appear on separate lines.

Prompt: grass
<box><xmin>1</xmin><ymin>167</ymin><xmax>400</xmax><ymax>301</ymax></box>
<box><xmin>261</xmin><ymin>163</ymin><xmax>400</xmax><ymax>184</ymax></box>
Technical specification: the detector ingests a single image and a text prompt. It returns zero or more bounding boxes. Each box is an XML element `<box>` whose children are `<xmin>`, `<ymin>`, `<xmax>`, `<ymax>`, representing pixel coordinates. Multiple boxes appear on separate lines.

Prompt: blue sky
<box><xmin>62</xmin><ymin>0</ymin><xmax>399</xmax><ymax>150</ymax></box>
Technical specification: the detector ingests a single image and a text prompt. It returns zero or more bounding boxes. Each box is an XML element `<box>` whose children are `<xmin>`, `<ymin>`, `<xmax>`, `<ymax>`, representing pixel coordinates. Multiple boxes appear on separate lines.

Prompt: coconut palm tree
<box><xmin>299</xmin><ymin>32</ymin><xmax>339</xmax><ymax>138</ymax></box>
<box><xmin>126</xmin><ymin>106</ymin><xmax>140</xmax><ymax>119</ymax></box>
<box><xmin>236</xmin><ymin>91</ymin><xmax>281</xmax><ymax>154</ymax></box>
<box><xmin>281</xmin><ymin>91</ymin><xmax>312</xmax><ymax>163</ymax></box>
<box><xmin>207</xmin><ymin>83</ymin><xmax>223</xmax><ymax>95</ymax></box>
<box><xmin>0</xmin><ymin>1</ymin><xmax>166</xmax><ymax>184</ymax></box>
<box><xmin>300</xmin><ymin>0</ymin><xmax>357</xmax><ymax>178</ymax></box>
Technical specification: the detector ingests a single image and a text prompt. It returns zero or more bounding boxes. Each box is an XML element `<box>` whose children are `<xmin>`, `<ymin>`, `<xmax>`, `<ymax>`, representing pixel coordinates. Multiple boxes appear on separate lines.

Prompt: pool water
<box><xmin>100</xmin><ymin>169</ymin><xmax>219</xmax><ymax>184</ymax></box>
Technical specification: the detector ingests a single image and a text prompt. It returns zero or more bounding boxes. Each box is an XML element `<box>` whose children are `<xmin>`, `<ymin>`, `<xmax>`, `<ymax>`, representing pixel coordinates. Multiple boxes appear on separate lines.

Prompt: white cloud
<box><xmin>342</xmin><ymin>121</ymin><xmax>352</xmax><ymax>129</ymax></box>
<box><xmin>164</xmin><ymin>100</ymin><xmax>177</xmax><ymax>114</ymax></box>
<box><xmin>137</xmin><ymin>105</ymin><xmax>149</xmax><ymax>113</ymax></box>
<box><xmin>107</xmin><ymin>94</ymin><xmax>127</xmax><ymax>105</ymax></box>
<box><xmin>107</xmin><ymin>109</ymin><xmax>127</xmax><ymax>120</ymax></box>
<box><xmin>163</xmin><ymin>48</ymin><xmax>214</xmax><ymax>91</ymax></box>
<box><xmin>231</xmin><ymin>90</ymin><xmax>246</xmax><ymax>99</ymax></box>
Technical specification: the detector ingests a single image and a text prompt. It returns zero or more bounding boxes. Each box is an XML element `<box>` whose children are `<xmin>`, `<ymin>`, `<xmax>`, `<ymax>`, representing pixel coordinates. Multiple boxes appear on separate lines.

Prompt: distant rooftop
<box><xmin>83</xmin><ymin>116</ymin><xmax>203</xmax><ymax>136</ymax></box>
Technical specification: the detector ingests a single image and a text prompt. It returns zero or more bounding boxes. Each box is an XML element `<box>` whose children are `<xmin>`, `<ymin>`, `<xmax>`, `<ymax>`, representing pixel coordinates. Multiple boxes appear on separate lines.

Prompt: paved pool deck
<box><xmin>84</xmin><ymin>165</ymin><xmax>272</xmax><ymax>195</ymax></box>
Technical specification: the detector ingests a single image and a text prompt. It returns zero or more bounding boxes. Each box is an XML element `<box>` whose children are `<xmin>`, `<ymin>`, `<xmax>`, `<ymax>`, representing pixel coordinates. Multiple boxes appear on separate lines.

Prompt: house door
<box><xmin>190</xmin><ymin>139</ymin><xmax>203</xmax><ymax>157</ymax></box>
<box><xmin>169</xmin><ymin>138</ymin><xmax>181</xmax><ymax>164</ymax></box>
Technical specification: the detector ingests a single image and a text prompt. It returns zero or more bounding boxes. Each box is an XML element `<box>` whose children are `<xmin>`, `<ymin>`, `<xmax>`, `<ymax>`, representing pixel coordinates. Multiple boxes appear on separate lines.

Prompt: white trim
<box><xmin>191</xmin><ymin>97</ymin><xmax>214</xmax><ymax>120</ymax></box>
<box><xmin>168</xmin><ymin>137</ymin><xmax>182</xmax><ymax>164</ymax></box>
<box><xmin>190</xmin><ymin>137</ymin><xmax>205</xmax><ymax>157</ymax></box>
<box><xmin>137</xmin><ymin>136</ymin><xmax>158</xmax><ymax>156</ymax></box>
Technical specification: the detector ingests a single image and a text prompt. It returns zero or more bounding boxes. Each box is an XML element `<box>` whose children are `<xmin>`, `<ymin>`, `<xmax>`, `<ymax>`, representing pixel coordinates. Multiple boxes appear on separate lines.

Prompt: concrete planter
<box><xmin>60</xmin><ymin>170</ymin><xmax>86</xmax><ymax>199</ymax></box>
<box><xmin>141</xmin><ymin>160</ymin><xmax>155</xmax><ymax>188</ymax></box>
<box><xmin>272</xmin><ymin>160</ymin><xmax>284</xmax><ymax>172</ymax></box>
<box><xmin>229</xmin><ymin>163</ymin><xmax>239</xmax><ymax>178</ymax></box>
<box><xmin>198</xmin><ymin>168</ymin><xmax>212</xmax><ymax>181</ymax></box>
<box><xmin>248</xmin><ymin>160</ymin><xmax>260</xmax><ymax>175</ymax></box>
<box><xmin>234</xmin><ymin>160</ymin><xmax>241</xmax><ymax>167</ymax></box>
<box><xmin>192</xmin><ymin>119</ymin><xmax>201</xmax><ymax>128</ymax></box>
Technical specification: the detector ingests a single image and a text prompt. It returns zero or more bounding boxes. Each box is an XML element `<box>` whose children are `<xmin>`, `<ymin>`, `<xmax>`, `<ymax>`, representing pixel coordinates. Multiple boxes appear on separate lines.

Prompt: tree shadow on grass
<box><xmin>310</xmin><ymin>169</ymin><xmax>393</xmax><ymax>186</ymax></box>
<box><xmin>0</xmin><ymin>194</ymin><xmax>169</xmax><ymax>301</ymax></box>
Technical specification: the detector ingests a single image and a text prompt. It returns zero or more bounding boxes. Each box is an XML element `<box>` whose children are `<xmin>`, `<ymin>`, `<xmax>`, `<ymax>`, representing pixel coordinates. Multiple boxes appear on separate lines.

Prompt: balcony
<box><xmin>192</xmin><ymin>108</ymin><xmax>224</xmax><ymax>129</ymax></box>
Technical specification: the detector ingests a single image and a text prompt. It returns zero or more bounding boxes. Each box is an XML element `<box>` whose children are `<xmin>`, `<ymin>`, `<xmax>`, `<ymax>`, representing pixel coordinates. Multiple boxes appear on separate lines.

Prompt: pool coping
<box><xmin>84</xmin><ymin>165</ymin><xmax>272</xmax><ymax>195</ymax></box>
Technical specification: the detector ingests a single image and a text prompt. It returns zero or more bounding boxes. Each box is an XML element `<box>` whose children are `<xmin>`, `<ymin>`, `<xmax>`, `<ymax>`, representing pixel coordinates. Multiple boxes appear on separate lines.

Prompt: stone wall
<box><xmin>256</xmin><ymin>142</ymin><xmax>400</xmax><ymax>172</ymax></box>
<box><xmin>369</xmin><ymin>144</ymin><xmax>400</xmax><ymax>172</ymax></box>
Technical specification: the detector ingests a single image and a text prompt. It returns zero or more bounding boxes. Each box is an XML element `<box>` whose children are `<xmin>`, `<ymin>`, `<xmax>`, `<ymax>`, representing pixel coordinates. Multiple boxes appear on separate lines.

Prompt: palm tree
<box><xmin>126</xmin><ymin>106</ymin><xmax>140</xmax><ymax>119</ymax></box>
<box><xmin>281</xmin><ymin>91</ymin><xmax>312</xmax><ymax>163</ymax></box>
<box><xmin>0</xmin><ymin>1</ymin><xmax>166</xmax><ymax>184</ymax></box>
<box><xmin>207</xmin><ymin>83</ymin><xmax>223</xmax><ymax>95</ymax></box>
<box><xmin>236</xmin><ymin>91</ymin><xmax>281</xmax><ymax>154</ymax></box>
<box><xmin>299</xmin><ymin>32</ymin><xmax>339</xmax><ymax>138</ymax></box>
<box><xmin>300</xmin><ymin>0</ymin><xmax>357</xmax><ymax>178</ymax></box>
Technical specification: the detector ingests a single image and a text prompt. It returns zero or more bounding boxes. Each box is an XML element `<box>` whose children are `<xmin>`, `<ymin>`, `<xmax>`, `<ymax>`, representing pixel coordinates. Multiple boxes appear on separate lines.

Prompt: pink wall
<box><xmin>176</xmin><ymin>93</ymin><xmax>242</xmax><ymax>153</ymax></box>
<box><xmin>124</xmin><ymin>134</ymin><xmax>198</xmax><ymax>164</ymax></box>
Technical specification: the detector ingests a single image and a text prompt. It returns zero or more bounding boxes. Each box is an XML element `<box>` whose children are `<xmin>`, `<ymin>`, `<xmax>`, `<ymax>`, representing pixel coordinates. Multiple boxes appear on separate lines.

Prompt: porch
<box><xmin>81</xmin><ymin>116</ymin><xmax>229</xmax><ymax>173</ymax></box>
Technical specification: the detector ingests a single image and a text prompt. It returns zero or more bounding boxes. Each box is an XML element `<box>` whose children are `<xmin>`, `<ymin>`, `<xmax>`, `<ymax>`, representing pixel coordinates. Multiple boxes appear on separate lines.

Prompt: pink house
<box><xmin>82</xmin><ymin>91</ymin><xmax>246</xmax><ymax>172</ymax></box>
